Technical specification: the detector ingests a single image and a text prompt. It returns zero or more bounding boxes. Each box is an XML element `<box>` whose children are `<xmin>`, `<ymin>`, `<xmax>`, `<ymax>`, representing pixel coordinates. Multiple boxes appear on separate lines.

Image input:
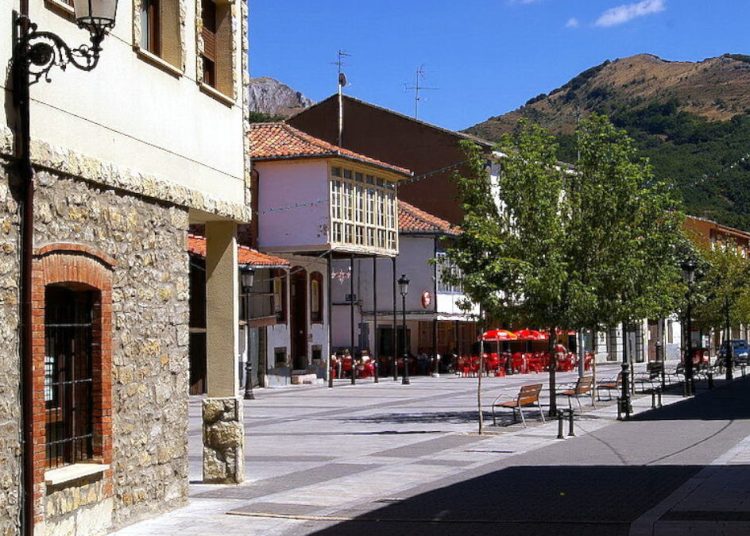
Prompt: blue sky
<box><xmin>250</xmin><ymin>1</ymin><xmax>750</xmax><ymax>131</ymax></box>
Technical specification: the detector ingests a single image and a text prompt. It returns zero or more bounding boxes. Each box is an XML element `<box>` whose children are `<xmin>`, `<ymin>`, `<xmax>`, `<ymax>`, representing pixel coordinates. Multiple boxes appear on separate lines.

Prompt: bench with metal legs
<box><xmin>491</xmin><ymin>383</ymin><xmax>545</xmax><ymax>427</ymax></box>
<box><xmin>558</xmin><ymin>375</ymin><xmax>594</xmax><ymax>412</ymax></box>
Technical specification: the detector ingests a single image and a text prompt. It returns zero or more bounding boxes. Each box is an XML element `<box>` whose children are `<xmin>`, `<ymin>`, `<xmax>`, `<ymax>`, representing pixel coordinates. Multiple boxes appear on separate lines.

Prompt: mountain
<box><xmin>465</xmin><ymin>54</ymin><xmax>750</xmax><ymax>230</ymax></box>
<box><xmin>248</xmin><ymin>77</ymin><xmax>313</xmax><ymax>120</ymax></box>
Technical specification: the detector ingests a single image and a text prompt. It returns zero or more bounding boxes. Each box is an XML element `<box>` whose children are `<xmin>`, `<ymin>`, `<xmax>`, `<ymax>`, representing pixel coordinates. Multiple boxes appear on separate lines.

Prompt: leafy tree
<box><xmin>449</xmin><ymin>123</ymin><xmax>572</xmax><ymax>415</ymax></box>
<box><xmin>692</xmin><ymin>238</ymin><xmax>750</xmax><ymax>378</ymax></box>
<box><xmin>569</xmin><ymin>115</ymin><xmax>685</xmax><ymax>330</ymax></box>
<box><xmin>568</xmin><ymin>115</ymin><xmax>685</xmax><ymax>410</ymax></box>
<box><xmin>448</xmin><ymin>116</ymin><xmax>685</xmax><ymax>418</ymax></box>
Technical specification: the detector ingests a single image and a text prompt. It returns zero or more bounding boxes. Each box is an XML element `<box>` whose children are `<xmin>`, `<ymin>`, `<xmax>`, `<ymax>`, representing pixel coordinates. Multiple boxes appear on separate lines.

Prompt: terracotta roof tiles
<box><xmin>187</xmin><ymin>234</ymin><xmax>290</xmax><ymax>268</ymax></box>
<box><xmin>398</xmin><ymin>200</ymin><xmax>460</xmax><ymax>236</ymax></box>
<box><xmin>249</xmin><ymin>122</ymin><xmax>412</xmax><ymax>177</ymax></box>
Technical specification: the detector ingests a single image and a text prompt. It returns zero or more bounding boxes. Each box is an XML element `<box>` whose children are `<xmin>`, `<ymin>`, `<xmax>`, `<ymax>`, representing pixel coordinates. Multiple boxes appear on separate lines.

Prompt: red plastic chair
<box><xmin>584</xmin><ymin>352</ymin><xmax>594</xmax><ymax>371</ymax></box>
<box><xmin>342</xmin><ymin>357</ymin><xmax>353</xmax><ymax>377</ymax></box>
<box><xmin>526</xmin><ymin>353</ymin><xmax>543</xmax><ymax>373</ymax></box>
<box><xmin>485</xmin><ymin>353</ymin><xmax>500</xmax><ymax>375</ymax></box>
<box><xmin>511</xmin><ymin>352</ymin><xmax>524</xmax><ymax>373</ymax></box>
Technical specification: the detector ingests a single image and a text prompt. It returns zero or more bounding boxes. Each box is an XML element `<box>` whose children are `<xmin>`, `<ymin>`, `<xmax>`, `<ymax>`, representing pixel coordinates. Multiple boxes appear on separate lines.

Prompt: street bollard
<box><xmin>742</xmin><ymin>364</ymin><xmax>747</xmax><ymax>377</ymax></box>
<box><xmin>557</xmin><ymin>413</ymin><xmax>565</xmax><ymax>439</ymax></box>
<box><xmin>657</xmin><ymin>389</ymin><xmax>663</xmax><ymax>408</ymax></box>
<box><xmin>708</xmin><ymin>371</ymin><xmax>714</xmax><ymax>390</ymax></box>
<box><xmin>567</xmin><ymin>410</ymin><xmax>575</xmax><ymax>437</ymax></box>
<box><xmin>617</xmin><ymin>397</ymin><xmax>623</xmax><ymax>421</ymax></box>
<box><xmin>651</xmin><ymin>390</ymin><xmax>657</xmax><ymax>409</ymax></box>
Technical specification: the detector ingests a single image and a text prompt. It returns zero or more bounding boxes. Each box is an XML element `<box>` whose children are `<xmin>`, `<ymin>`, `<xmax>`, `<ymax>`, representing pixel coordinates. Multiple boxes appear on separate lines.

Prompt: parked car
<box><xmin>718</xmin><ymin>340</ymin><xmax>750</xmax><ymax>365</ymax></box>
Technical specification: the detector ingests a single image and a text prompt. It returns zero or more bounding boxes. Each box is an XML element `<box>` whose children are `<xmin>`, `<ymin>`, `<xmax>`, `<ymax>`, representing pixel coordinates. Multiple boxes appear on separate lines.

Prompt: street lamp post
<box><xmin>619</xmin><ymin>323</ymin><xmax>632</xmax><ymax>420</ymax></box>
<box><xmin>725</xmin><ymin>296</ymin><xmax>733</xmax><ymax>381</ymax></box>
<box><xmin>12</xmin><ymin>3</ymin><xmax>118</xmax><ymax>534</ymax></box>
<box><xmin>241</xmin><ymin>267</ymin><xmax>255</xmax><ymax>400</ymax></box>
<box><xmin>681</xmin><ymin>259</ymin><xmax>697</xmax><ymax>396</ymax></box>
<box><xmin>398</xmin><ymin>274</ymin><xmax>410</xmax><ymax>385</ymax></box>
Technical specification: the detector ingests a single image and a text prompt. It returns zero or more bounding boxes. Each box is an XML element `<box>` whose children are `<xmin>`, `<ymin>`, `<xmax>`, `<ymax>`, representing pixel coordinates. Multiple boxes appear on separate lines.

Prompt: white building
<box><xmin>330</xmin><ymin>200</ymin><xmax>480</xmax><ymax>375</ymax></box>
<box><xmin>248</xmin><ymin>122</ymin><xmax>412</xmax><ymax>384</ymax></box>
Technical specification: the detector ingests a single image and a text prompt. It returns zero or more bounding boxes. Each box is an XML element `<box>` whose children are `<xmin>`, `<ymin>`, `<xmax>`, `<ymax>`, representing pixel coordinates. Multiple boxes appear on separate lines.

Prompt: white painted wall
<box><xmin>256</xmin><ymin>160</ymin><xmax>331</xmax><ymax>251</ymax></box>
<box><xmin>1</xmin><ymin>0</ymin><xmax>247</xmax><ymax>207</ymax></box>
<box><xmin>330</xmin><ymin>234</ymin><xmax>477</xmax><ymax>352</ymax></box>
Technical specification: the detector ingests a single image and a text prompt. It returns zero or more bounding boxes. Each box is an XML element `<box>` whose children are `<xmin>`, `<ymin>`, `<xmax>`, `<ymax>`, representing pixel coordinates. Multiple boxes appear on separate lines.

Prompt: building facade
<box><xmin>249</xmin><ymin>122</ymin><xmax>411</xmax><ymax>383</ymax></box>
<box><xmin>0</xmin><ymin>0</ymin><xmax>250</xmax><ymax>532</ymax></box>
<box><xmin>330</xmin><ymin>201</ymin><xmax>479</xmax><ymax>369</ymax></box>
<box><xmin>288</xmin><ymin>94</ymin><xmax>492</xmax><ymax>226</ymax></box>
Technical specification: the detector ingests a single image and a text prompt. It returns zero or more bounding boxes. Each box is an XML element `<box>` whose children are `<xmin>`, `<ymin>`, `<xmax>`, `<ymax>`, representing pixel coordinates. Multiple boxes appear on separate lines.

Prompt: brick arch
<box><xmin>30</xmin><ymin>246</ymin><xmax>113</xmax><ymax>524</ymax></box>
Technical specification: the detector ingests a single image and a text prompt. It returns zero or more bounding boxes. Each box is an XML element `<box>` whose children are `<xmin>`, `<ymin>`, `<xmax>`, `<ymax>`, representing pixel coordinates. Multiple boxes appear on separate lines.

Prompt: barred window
<box><xmin>45</xmin><ymin>286</ymin><xmax>96</xmax><ymax>468</ymax></box>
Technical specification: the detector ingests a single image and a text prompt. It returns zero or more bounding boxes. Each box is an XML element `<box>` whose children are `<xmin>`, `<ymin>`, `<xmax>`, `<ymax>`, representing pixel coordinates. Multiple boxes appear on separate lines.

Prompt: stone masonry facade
<box><xmin>35</xmin><ymin>170</ymin><xmax>191</xmax><ymax>532</ymax></box>
<box><xmin>0</xmin><ymin>162</ymin><xmax>192</xmax><ymax>535</ymax></box>
<box><xmin>0</xmin><ymin>165</ymin><xmax>21</xmax><ymax>535</ymax></box>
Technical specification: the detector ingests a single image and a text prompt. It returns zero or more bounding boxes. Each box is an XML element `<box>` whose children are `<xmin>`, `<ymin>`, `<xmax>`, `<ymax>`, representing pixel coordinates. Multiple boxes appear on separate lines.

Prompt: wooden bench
<box><xmin>558</xmin><ymin>375</ymin><xmax>594</xmax><ymax>411</ymax></box>
<box><xmin>635</xmin><ymin>363</ymin><xmax>659</xmax><ymax>392</ymax></box>
<box><xmin>596</xmin><ymin>372</ymin><xmax>622</xmax><ymax>401</ymax></box>
<box><xmin>491</xmin><ymin>383</ymin><xmax>545</xmax><ymax>427</ymax></box>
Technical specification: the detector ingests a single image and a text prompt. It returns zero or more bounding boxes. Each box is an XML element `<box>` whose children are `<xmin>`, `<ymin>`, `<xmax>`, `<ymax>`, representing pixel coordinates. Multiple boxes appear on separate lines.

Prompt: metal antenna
<box><xmin>405</xmin><ymin>65</ymin><xmax>437</xmax><ymax>119</ymax></box>
<box><xmin>332</xmin><ymin>50</ymin><xmax>351</xmax><ymax>147</ymax></box>
<box><xmin>333</xmin><ymin>49</ymin><xmax>350</xmax><ymax>83</ymax></box>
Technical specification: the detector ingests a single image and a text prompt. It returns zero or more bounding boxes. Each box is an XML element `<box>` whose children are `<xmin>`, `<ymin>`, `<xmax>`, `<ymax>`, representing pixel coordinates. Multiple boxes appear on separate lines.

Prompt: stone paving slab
<box><xmin>114</xmin><ymin>365</ymin><xmax>750</xmax><ymax>536</ymax></box>
<box><xmin>372</xmin><ymin>433</ymin><xmax>489</xmax><ymax>457</ymax></box>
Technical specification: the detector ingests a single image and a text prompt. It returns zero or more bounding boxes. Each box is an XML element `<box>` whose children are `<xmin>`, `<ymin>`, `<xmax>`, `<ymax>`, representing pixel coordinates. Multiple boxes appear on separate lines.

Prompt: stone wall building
<box><xmin>0</xmin><ymin>0</ymin><xmax>251</xmax><ymax>533</ymax></box>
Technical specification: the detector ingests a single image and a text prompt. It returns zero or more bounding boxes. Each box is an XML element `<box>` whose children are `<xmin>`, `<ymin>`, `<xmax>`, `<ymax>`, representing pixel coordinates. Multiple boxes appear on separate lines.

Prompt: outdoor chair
<box><xmin>584</xmin><ymin>352</ymin><xmax>594</xmax><ymax>371</ymax></box>
<box><xmin>665</xmin><ymin>363</ymin><xmax>684</xmax><ymax>385</ymax></box>
<box><xmin>526</xmin><ymin>353</ymin><xmax>544</xmax><ymax>373</ymax></box>
<box><xmin>558</xmin><ymin>375</ymin><xmax>594</xmax><ymax>411</ymax></box>
<box><xmin>492</xmin><ymin>383</ymin><xmax>545</xmax><ymax>427</ymax></box>
<box><xmin>596</xmin><ymin>372</ymin><xmax>622</xmax><ymax>401</ymax></box>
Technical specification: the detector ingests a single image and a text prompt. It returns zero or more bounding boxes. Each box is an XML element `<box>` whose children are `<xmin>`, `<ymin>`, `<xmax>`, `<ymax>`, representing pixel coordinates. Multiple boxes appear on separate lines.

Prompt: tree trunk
<box><xmin>591</xmin><ymin>326</ymin><xmax>598</xmax><ymax>405</ymax></box>
<box><xmin>478</xmin><ymin>338</ymin><xmax>484</xmax><ymax>435</ymax></box>
<box><xmin>548</xmin><ymin>329</ymin><xmax>557</xmax><ymax>417</ymax></box>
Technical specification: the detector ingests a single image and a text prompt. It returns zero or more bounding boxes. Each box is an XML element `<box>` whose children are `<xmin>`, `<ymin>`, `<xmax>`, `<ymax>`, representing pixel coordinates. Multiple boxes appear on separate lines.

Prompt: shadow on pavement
<box><xmin>342</xmin><ymin>410</ymin><xmax>498</xmax><ymax>425</ymax></box>
<box><xmin>306</xmin><ymin>464</ymin><xmax>748</xmax><ymax>536</ymax></box>
<box><xmin>633</xmin><ymin>376</ymin><xmax>750</xmax><ymax>422</ymax></box>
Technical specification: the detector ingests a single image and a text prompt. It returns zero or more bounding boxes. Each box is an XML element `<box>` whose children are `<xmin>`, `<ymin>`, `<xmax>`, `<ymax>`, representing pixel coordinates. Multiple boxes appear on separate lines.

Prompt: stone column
<box><xmin>203</xmin><ymin>221</ymin><xmax>244</xmax><ymax>484</ymax></box>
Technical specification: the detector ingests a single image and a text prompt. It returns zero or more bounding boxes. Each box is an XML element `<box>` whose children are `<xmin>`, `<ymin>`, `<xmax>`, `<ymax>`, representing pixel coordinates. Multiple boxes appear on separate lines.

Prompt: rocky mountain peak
<box><xmin>248</xmin><ymin>77</ymin><xmax>313</xmax><ymax>119</ymax></box>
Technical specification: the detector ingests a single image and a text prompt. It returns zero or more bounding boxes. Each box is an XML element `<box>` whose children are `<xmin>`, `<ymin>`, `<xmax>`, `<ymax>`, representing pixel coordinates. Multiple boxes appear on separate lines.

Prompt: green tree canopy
<box><xmin>447</xmin><ymin>116</ymin><xmax>685</xmax><ymax>415</ymax></box>
<box><xmin>692</xmin><ymin>239</ymin><xmax>750</xmax><ymax>333</ymax></box>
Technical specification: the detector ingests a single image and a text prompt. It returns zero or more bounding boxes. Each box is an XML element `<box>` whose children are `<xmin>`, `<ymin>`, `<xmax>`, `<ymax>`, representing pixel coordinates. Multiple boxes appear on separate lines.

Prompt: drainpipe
<box><xmin>14</xmin><ymin>0</ymin><xmax>36</xmax><ymax>531</ymax></box>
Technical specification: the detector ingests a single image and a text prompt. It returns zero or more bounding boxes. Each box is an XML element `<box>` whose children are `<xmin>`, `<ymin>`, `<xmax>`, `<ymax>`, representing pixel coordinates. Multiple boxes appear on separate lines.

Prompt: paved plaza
<box><xmin>114</xmin><ymin>365</ymin><xmax>750</xmax><ymax>536</ymax></box>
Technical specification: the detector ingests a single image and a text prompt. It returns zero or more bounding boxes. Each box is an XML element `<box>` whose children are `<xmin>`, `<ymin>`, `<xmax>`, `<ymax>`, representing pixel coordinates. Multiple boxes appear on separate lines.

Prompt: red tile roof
<box><xmin>249</xmin><ymin>122</ymin><xmax>412</xmax><ymax>177</ymax></box>
<box><xmin>399</xmin><ymin>200</ymin><xmax>460</xmax><ymax>236</ymax></box>
<box><xmin>187</xmin><ymin>234</ymin><xmax>290</xmax><ymax>268</ymax></box>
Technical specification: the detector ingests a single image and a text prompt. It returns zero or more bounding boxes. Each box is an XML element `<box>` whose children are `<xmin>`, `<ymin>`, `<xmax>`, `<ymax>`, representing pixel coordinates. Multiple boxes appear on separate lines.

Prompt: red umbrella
<box><xmin>481</xmin><ymin>329</ymin><xmax>518</xmax><ymax>341</ymax></box>
<box><xmin>514</xmin><ymin>329</ymin><xmax>546</xmax><ymax>341</ymax></box>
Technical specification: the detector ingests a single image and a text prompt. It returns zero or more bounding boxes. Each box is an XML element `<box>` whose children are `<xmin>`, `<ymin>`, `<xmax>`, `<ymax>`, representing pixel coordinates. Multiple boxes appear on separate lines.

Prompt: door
<box><xmin>290</xmin><ymin>268</ymin><xmax>308</xmax><ymax>370</ymax></box>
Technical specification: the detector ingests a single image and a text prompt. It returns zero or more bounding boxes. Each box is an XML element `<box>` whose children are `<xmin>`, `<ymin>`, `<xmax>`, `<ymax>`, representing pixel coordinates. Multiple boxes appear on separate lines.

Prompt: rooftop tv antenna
<box><xmin>405</xmin><ymin>65</ymin><xmax>438</xmax><ymax>119</ymax></box>
<box><xmin>333</xmin><ymin>50</ymin><xmax>350</xmax><ymax>146</ymax></box>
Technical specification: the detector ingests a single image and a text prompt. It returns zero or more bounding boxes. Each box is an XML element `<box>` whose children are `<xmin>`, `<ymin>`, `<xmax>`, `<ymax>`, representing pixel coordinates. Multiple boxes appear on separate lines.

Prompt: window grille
<box><xmin>44</xmin><ymin>286</ymin><xmax>95</xmax><ymax>468</ymax></box>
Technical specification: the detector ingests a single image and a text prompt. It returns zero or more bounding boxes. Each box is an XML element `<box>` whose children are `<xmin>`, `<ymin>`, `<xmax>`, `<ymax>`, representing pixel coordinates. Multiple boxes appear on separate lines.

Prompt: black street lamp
<box><xmin>241</xmin><ymin>267</ymin><xmax>255</xmax><ymax>400</ymax></box>
<box><xmin>398</xmin><ymin>274</ymin><xmax>410</xmax><ymax>385</ymax></box>
<box><xmin>681</xmin><ymin>259</ymin><xmax>697</xmax><ymax>396</ymax></box>
<box><xmin>725</xmin><ymin>296</ymin><xmax>734</xmax><ymax>381</ymax></box>
<box><xmin>618</xmin><ymin>322</ymin><xmax>632</xmax><ymax>420</ymax></box>
<box><xmin>13</xmin><ymin>5</ymin><xmax>117</xmax><ymax>534</ymax></box>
